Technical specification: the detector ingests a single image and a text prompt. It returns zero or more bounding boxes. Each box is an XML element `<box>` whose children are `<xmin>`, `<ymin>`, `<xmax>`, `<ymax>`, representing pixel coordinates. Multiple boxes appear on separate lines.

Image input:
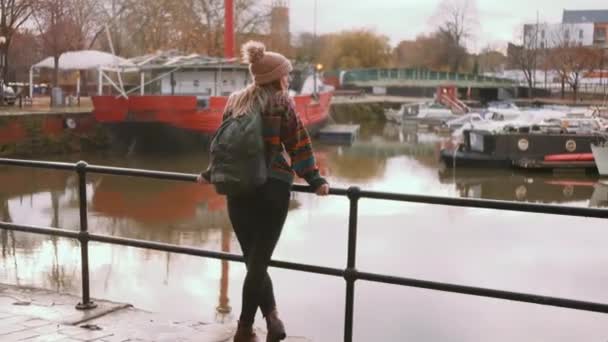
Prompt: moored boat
<box><xmin>441</xmin><ymin>127</ymin><xmax>606</xmax><ymax>171</ymax></box>
<box><xmin>91</xmin><ymin>53</ymin><xmax>333</xmax><ymax>150</ymax></box>
<box><xmin>591</xmin><ymin>141</ymin><xmax>608</xmax><ymax>176</ymax></box>
<box><xmin>91</xmin><ymin>0</ymin><xmax>333</xmax><ymax>151</ymax></box>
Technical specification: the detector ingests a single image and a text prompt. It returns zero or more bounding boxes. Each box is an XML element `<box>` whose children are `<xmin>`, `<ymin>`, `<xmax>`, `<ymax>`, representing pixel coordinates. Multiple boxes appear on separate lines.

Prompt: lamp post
<box><xmin>312</xmin><ymin>0</ymin><xmax>319</xmax><ymax>96</ymax></box>
<box><xmin>0</xmin><ymin>36</ymin><xmax>6</xmax><ymax>106</ymax></box>
<box><xmin>313</xmin><ymin>63</ymin><xmax>323</xmax><ymax>96</ymax></box>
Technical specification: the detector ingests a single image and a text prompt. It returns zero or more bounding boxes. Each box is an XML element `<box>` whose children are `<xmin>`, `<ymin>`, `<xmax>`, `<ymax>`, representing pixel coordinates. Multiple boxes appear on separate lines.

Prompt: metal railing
<box><xmin>1</xmin><ymin>157</ymin><xmax>608</xmax><ymax>342</ymax></box>
<box><xmin>342</xmin><ymin>68</ymin><xmax>517</xmax><ymax>86</ymax></box>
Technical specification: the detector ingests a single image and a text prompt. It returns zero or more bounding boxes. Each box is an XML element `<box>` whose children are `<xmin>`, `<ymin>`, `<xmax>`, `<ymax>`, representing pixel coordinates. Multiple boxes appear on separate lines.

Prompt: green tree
<box><xmin>296</xmin><ymin>29</ymin><xmax>392</xmax><ymax>70</ymax></box>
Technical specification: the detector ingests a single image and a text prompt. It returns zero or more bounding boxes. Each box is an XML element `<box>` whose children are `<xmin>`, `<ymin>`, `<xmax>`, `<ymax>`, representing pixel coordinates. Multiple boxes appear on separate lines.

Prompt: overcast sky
<box><xmin>279</xmin><ymin>0</ymin><xmax>606</xmax><ymax>52</ymax></box>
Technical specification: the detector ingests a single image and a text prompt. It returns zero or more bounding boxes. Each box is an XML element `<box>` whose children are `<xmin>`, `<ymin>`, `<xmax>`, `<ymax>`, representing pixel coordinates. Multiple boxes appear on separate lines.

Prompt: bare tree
<box><xmin>431</xmin><ymin>0</ymin><xmax>479</xmax><ymax>72</ymax></box>
<box><xmin>194</xmin><ymin>0</ymin><xmax>270</xmax><ymax>56</ymax></box>
<box><xmin>70</xmin><ymin>0</ymin><xmax>104</xmax><ymax>49</ymax></box>
<box><xmin>510</xmin><ymin>24</ymin><xmax>540</xmax><ymax>98</ymax></box>
<box><xmin>136</xmin><ymin>0</ymin><xmax>177</xmax><ymax>52</ymax></box>
<box><xmin>550</xmin><ymin>44</ymin><xmax>600</xmax><ymax>101</ymax></box>
<box><xmin>7</xmin><ymin>29</ymin><xmax>41</xmax><ymax>82</ymax></box>
<box><xmin>0</xmin><ymin>0</ymin><xmax>34</xmax><ymax>80</ymax></box>
<box><xmin>195</xmin><ymin>0</ymin><xmax>224</xmax><ymax>56</ymax></box>
<box><xmin>393</xmin><ymin>33</ymin><xmax>452</xmax><ymax>71</ymax></box>
<box><xmin>599</xmin><ymin>49</ymin><xmax>607</xmax><ymax>93</ymax></box>
<box><xmin>478</xmin><ymin>46</ymin><xmax>506</xmax><ymax>74</ymax></box>
<box><xmin>32</xmin><ymin>0</ymin><xmax>82</xmax><ymax>87</ymax></box>
<box><xmin>549</xmin><ymin>24</ymin><xmax>600</xmax><ymax>101</ymax></box>
<box><xmin>62</xmin><ymin>0</ymin><xmax>272</xmax><ymax>58</ymax></box>
<box><xmin>88</xmin><ymin>0</ymin><xmax>135</xmax><ymax>52</ymax></box>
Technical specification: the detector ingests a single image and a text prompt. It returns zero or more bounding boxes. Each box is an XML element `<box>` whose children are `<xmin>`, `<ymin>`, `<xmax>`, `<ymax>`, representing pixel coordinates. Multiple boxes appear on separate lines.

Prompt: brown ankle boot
<box><xmin>265</xmin><ymin>309</ymin><xmax>286</xmax><ymax>342</ymax></box>
<box><xmin>234</xmin><ymin>321</ymin><xmax>259</xmax><ymax>342</ymax></box>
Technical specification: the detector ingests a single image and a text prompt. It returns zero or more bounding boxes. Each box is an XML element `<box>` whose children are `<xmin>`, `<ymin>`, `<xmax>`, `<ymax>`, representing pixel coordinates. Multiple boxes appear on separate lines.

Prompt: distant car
<box><xmin>2</xmin><ymin>85</ymin><xmax>15</xmax><ymax>105</ymax></box>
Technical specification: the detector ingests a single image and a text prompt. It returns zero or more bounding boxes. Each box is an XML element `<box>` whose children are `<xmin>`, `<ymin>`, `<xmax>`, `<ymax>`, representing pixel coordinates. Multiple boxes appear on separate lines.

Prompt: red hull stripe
<box><xmin>91</xmin><ymin>92</ymin><xmax>332</xmax><ymax>134</ymax></box>
<box><xmin>544</xmin><ymin>154</ymin><xmax>595</xmax><ymax>162</ymax></box>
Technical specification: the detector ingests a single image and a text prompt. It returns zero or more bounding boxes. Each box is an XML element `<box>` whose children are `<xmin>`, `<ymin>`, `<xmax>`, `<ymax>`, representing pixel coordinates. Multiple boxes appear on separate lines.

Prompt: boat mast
<box><xmin>313</xmin><ymin>0</ymin><xmax>318</xmax><ymax>95</ymax></box>
<box><xmin>224</xmin><ymin>0</ymin><xmax>235</xmax><ymax>59</ymax></box>
<box><xmin>221</xmin><ymin>0</ymin><xmax>235</xmax><ymax>95</ymax></box>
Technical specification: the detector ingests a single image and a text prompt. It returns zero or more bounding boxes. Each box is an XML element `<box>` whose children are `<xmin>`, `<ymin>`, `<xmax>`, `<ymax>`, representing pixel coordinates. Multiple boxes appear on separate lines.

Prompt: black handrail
<box><xmin>0</xmin><ymin>158</ymin><xmax>607</xmax><ymax>342</ymax></box>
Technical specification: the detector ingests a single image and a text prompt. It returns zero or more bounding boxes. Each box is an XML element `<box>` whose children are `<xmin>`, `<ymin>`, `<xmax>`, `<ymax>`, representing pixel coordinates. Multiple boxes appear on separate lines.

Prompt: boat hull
<box><xmin>591</xmin><ymin>144</ymin><xmax>608</xmax><ymax>176</ymax></box>
<box><xmin>93</xmin><ymin>92</ymin><xmax>332</xmax><ymax>131</ymax></box>
<box><xmin>544</xmin><ymin>153</ymin><xmax>594</xmax><ymax>162</ymax></box>
<box><xmin>441</xmin><ymin>130</ymin><xmax>606</xmax><ymax>171</ymax></box>
<box><xmin>440</xmin><ymin>149</ymin><xmax>512</xmax><ymax>168</ymax></box>
<box><xmin>92</xmin><ymin>92</ymin><xmax>333</xmax><ymax>151</ymax></box>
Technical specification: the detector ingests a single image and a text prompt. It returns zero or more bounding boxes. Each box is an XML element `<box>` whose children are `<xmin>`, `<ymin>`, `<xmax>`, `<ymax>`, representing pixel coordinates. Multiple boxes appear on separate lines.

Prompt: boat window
<box><xmin>196</xmin><ymin>97</ymin><xmax>209</xmax><ymax>109</ymax></box>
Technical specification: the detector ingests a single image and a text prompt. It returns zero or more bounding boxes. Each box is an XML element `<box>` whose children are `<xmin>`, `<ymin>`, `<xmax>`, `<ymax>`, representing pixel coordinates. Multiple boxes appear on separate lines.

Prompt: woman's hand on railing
<box><xmin>316</xmin><ymin>183</ymin><xmax>330</xmax><ymax>196</ymax></box>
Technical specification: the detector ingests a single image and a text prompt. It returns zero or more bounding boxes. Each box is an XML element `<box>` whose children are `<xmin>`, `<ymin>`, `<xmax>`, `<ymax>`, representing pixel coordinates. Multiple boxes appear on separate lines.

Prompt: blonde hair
<box><xmin>227</xmin><ymin>81</ymin><xmax>285</xmax><ymax>117</ymax></box>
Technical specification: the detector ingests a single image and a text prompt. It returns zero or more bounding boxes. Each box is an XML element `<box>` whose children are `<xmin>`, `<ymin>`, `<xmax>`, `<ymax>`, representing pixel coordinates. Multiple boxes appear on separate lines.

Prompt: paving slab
<box><xmin>0</xmin><ymin>284</ymin><xmax>312</xmax><ymax>341</ymax></box>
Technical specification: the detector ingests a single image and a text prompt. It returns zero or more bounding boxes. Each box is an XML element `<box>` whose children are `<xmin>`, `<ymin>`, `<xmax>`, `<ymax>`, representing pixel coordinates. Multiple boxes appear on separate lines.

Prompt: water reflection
<box><xmin>0</xmin><ymin>163</ymin><xmax>306</xmax><ymax>321</ymax></box>
<box><xmin>438</xmin><ymin>169</ymin><xmax>608</xmax><ymax>207</ymax></box>
<box><xmin>316</xmin><ymin>122</ymin><xmax>441</xmax><ymax>182</ymax></box>
<box><xmin>1</xmin><ymin>121</ymin><xmax>607</xmax><ymax>341</ymax></box>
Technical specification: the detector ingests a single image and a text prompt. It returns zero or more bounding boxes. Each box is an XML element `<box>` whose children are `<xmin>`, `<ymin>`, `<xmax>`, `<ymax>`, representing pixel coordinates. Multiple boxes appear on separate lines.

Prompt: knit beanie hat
<box><xmin>242</xmin><ymin>41</ymin><xmax>292</xmax><ymax>85</ymax></box>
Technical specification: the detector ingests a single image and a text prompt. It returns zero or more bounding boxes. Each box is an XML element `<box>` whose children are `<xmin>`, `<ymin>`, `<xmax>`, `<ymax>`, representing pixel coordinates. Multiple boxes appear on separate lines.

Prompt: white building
<box><xmin>524</xmin><ymin>23</ymin><xmax>595</xmax><ymax>49</ymax></box>
<box><xmin>522</xmin><ymin>9</ymin><xmax>608</xmax><ymax>50</ymax></box>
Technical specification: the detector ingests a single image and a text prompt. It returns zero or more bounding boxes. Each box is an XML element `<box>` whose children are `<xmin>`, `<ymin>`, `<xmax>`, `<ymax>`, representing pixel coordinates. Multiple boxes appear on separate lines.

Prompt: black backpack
<box><xmin>207</xmin><ymin>108</ymin><xmax>267</xmax><ymax>196</ymax></box>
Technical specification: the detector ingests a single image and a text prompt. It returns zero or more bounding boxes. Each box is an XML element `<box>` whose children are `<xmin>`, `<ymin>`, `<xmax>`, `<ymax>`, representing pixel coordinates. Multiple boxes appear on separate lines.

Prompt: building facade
<box><xmin>523</xmin><ymin>9</ymin><xmax>608</xmax><ymax>50</ymax></box>
<box><xmin>524</xmin><ymin>23</ymin><xmax>595</xmax><ymax>49</ymax></box>
<box><xmin>563</xmin><ymin>9</ymin><xmax>608</xmax><ymax>49</ymax></box>
<box><xmin>270</xmin><ymin>0</ymin><xmax>292</xmax><ymax>57</ymax></box>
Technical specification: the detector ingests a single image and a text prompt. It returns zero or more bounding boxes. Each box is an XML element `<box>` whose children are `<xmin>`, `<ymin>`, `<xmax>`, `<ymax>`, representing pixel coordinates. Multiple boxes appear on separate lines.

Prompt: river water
<box><xmin>1</xmin><ymin>121</ymin><xmax>607</xmax><ymax>341</ymax></box>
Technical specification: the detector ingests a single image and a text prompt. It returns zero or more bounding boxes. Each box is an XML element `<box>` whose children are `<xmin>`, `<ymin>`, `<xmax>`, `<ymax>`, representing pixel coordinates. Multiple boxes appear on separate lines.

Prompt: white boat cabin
<box><xmin>129</xmin><ymin>51</ymin><xmax>250</xmax><ymax>97</ymax></box>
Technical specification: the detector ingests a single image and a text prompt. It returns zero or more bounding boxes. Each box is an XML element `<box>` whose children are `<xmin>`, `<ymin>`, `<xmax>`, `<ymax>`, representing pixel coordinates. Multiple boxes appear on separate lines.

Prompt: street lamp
<box><xmin>312</xmin><ymin>63</ymin><xmax>324</xmax><ymax>97</ymax></box>
<box><xmin>0</xmin><ymin>35</ymin><xmax>6</xmax><ymax>106</ymax></box>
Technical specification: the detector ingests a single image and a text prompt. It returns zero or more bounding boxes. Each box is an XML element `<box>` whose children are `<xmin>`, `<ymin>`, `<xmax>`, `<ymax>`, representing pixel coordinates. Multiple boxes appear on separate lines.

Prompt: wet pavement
<box><xmin>0</xmin><ymin>284</ymin><xmax>309</xmax><ymax>341</ymax></box>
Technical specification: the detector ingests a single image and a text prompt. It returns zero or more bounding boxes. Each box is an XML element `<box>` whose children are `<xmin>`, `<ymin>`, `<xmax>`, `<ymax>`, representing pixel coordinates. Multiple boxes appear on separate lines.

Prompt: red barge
<box><xmin>91</xmin><ymin>0</ymin><xmax>333</xmax><ymax>151</ymax></box>
<box><xmin>91</xmin><ymin>53</ymin><xmax>333</xmax><ymax>151</ymax></box>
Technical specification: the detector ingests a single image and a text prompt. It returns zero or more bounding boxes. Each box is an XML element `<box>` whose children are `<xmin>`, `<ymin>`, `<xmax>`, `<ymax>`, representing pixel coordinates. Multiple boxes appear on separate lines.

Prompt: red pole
<box><xmin>224</xmin><ymin>0</ymin><xmax>235</xmax><ymax>59</ymax></box>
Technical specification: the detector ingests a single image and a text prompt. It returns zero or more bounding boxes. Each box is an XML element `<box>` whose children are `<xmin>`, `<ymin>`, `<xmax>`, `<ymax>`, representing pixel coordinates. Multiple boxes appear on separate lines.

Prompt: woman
<box><xmin>198</xmin><ymin>41</ymin><xmax>330</xmax><ymax>342</ymax></box>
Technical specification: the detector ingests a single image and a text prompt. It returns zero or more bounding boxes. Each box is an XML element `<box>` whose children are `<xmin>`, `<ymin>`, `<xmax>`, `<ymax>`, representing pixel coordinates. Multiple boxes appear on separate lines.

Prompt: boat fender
<box><xmin>563</xmin><ymin>185</ymin><xmax>574</xmax><ymax>198</ymax></box>
<box><xmin>65</xmin><ymin>118</ymin><xmax>77</xmax><ymax>129</ymax></box>
<box><xmin>515</xmin><ymin>185</ymin><xmax>527</xmax><ymax>200</ymax></box>
<box><xmin>517</xmin><ymin>138</ymin><xmax>529</xmax><ymax>151</ymax></box>
<box><xmin>565</xmin><ymin>140</ymin><xmax>577</xmax><ymax>152</ymax></box>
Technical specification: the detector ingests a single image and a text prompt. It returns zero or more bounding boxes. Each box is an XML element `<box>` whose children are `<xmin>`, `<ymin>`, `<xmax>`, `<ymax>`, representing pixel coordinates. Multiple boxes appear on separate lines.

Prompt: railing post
<box><xmin>344</xmin><ymin>186</ymin><xmax>360</xmax><ymax>342</ymax></box>
<box><xmin>75</xmin><ymin>161</ymin><xmax>97</xmax><ymax>310</ymax></box>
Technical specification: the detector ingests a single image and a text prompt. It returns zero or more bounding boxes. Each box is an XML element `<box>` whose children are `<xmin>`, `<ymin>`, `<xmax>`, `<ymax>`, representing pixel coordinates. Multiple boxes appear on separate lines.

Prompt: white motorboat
<box><xmin>589</xmin><ymin>182</ymin><xmax>608</xmax><ymax>207</ymax></box>
<box><xmin>591</xmin><ymin>141</ymin><xmax>608</xmax><ymax>176</ymax></box>
<box><xmin>384</xmin><ymin>101</ymin><xmax>456</xmax><ymax>124</ymax></box>
<box><xmin>441</xmin><ymin>113</ymin><xmax>486</xmax><ymax>130</ymax></box>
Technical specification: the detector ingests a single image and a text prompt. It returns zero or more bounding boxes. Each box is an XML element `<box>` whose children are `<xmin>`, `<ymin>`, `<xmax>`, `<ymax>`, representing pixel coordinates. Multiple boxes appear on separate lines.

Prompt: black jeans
<box><xmin>227</xmin><ymin>178</ymin><xmax>291</xmax><ymax>324</ymax></box>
